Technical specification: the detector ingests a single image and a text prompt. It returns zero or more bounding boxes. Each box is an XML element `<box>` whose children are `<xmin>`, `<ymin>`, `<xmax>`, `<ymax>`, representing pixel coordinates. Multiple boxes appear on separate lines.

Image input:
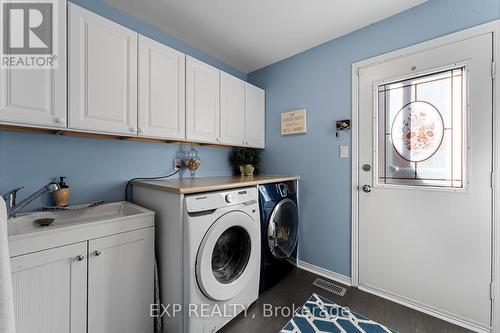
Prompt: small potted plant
<box><xmin>231</xmin><ymin>148</ymin><xmax>261</xmax><ymax>176</ymax></box>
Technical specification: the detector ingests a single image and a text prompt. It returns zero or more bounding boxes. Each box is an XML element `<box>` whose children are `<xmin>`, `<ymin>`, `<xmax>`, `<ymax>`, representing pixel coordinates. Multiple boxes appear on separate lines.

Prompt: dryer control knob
<box><xmin>225</xmin><ymin>194</ymin><xmax>234</xmax><ymax>203</ymax></box>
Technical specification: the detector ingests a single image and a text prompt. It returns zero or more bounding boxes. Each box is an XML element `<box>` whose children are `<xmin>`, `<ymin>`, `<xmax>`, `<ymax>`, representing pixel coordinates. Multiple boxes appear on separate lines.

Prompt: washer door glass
<box><xmin>268</xmin><ymin>199</ymin><xmax>299</xmax><ymax>259</ymax></box>
<box><xmin>212</xmin><ymin>226</ymin><xmax>251</xmax><ymax>284</ymax></box>
<box><xmin>196</xmin><ymin>211</ymin><xmax>260</xmax><ymax>301</ymax></box>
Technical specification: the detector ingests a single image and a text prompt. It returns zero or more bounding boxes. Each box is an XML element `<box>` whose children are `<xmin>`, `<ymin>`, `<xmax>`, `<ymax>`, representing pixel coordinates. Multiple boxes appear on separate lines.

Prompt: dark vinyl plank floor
<box><xmin>219</xmin><ymin>268</ymin><xmax>473</xmax><ymax>333</ymax></box>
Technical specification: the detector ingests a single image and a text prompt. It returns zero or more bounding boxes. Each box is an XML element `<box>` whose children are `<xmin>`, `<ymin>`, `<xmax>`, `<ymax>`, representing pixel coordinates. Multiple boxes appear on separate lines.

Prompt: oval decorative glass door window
<box><xmin>391</xmin><ymin>101</ymin><xmax>444</xmax><ymax>162</ymax></box>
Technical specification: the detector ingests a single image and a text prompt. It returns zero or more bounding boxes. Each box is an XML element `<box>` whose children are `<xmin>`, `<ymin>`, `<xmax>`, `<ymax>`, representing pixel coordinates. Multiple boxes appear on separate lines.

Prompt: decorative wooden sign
<box><xmin>281</xmin><ymin>109</ymin><xmax>307</xmax><ymax>135</ymax></box>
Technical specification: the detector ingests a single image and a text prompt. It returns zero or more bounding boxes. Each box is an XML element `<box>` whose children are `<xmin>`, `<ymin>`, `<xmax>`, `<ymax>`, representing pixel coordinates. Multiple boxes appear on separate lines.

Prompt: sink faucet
<box><xmin>2</xmin><ymin>182</ymin><xmax>60</xmax><ymax>218</ymax></box>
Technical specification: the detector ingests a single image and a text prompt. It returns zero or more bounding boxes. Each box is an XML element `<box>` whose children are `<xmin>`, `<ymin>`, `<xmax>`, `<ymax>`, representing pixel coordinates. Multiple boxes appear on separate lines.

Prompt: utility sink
<box><xmin>8</xmin><ymin>201</ymin><xmax>150</xmax><ymax>237</ymax></box>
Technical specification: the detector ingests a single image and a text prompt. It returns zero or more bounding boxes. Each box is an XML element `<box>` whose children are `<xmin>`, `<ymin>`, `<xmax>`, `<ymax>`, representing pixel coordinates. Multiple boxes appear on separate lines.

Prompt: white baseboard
<box><xmin>297</xmin><ymin>260</ymin><xmax>352</xmax><ymax>287</ymax></box>
<box><xmin>359</xmin><ymin>284</ymin><xmax>491</xmax><ymax>333</ymax></box>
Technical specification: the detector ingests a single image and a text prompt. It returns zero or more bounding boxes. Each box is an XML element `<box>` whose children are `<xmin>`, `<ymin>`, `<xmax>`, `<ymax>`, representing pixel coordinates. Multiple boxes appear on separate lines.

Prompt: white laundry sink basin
<box><xmin>8</xmin><ymin>201</ymin><xmax>151</xmax><ymax>237</ymax></box>
<box><xmin>8</xmin><ymin>201</ymin><xmax>154</xmax><ymax>257</ymax></box>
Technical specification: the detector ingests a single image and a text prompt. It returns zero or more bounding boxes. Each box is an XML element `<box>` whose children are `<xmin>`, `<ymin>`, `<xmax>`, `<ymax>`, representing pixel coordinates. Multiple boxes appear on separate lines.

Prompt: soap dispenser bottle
<box><xmin>53</xmin><ymin>177</ymin><xmax>70</xmax><ymax>207</ymax></box>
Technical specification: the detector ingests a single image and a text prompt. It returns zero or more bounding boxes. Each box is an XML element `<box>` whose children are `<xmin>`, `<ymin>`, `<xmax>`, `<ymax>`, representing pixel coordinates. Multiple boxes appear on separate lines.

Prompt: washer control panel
<box><xmin>225</xmin><ymin>193</ymin><xmax>234</xmax><ymax>203</ymax></box>
<box><xmin>185</xmin><ymin>187</ymin><xmax>257</xmax><ymax>213</ymax></box>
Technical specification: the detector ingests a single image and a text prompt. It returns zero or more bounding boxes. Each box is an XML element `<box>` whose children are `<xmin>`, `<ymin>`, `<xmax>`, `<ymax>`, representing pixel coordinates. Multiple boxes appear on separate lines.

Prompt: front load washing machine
<box><xmin>183</xmin><ymin>187</ymin><xmax>261</xmax><ymax>333</ymax></box>
<box><xmin>258</xmin><ymin>181</ymin><xmax>299</xmax><ymax>293</ymax></box>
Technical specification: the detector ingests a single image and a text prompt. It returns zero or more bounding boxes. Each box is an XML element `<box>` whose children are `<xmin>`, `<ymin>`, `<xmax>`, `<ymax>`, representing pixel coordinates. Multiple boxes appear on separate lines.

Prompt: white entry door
<box><xmin>357</xmin><ymin>33</ymin><xmax>493</xmax><ymax>331</ymax></box>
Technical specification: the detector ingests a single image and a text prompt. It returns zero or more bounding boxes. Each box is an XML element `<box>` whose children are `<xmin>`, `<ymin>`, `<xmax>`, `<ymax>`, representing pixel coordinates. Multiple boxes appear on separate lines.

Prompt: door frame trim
<box><xmin>351</xmin><ymin>20</ymin><xmax>500</xmax><ymax>332</ymax></box>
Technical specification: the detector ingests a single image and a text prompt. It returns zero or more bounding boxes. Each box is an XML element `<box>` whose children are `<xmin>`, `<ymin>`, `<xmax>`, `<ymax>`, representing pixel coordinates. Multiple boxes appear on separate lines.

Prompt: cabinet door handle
<box><xmin>94</xmin><ymin>250</ymin><xmax>101</xmax><ymax>256</ymax></box>
<box><xmin>76</xmin><ymin>255</ymin><xmax>85</xmax><ymax>262</ymax></box>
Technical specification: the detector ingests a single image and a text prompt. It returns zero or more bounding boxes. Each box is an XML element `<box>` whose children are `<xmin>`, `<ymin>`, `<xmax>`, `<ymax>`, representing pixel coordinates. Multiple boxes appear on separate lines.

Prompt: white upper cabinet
<box><xmin>0</xmin><ymin>2</ymin><xmax>265</xmax><ymax>147</ymax></box>
<box><xmin>220</xmin><ymin>72</ymin><xmax>245</xmax><ymax>146</ymax></box>
<box><xmin>245</xmin><ymin>83</ymin><xmax>265</xmax><ymax>148</ymax></box>
<box><xmin>138</xmin><ymin>35</ymin><xmax>185</xmax><ymax>140</ymax></box>
<box><xmin>68</xmin><ymin>3</ymin><xmax>138</xmax><ymax>136</ymax></box>
<box><xmin>0</xmin><ymin>1</ymin><xmax>67</xmax><ymax>128</ymax></box>
<box><xmin>186</xmin><ymin>56</ymin><xmax>220</xmax><ymax>144</ymax></box>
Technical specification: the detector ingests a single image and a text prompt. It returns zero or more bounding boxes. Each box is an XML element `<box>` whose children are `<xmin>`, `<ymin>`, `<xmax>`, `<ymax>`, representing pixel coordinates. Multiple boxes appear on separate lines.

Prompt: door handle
<box><xmin>362</xmin><ymin>185</ymin><xmax>372</xmax><ymax>193</ymax></box>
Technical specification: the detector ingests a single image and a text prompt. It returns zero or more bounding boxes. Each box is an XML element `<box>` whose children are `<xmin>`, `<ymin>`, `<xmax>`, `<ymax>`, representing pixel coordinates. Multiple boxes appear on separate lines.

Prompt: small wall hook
<box><xmin>336</xmin><ymin>119</ymin><xmax>351</xmax><ymax>137</ymax></box>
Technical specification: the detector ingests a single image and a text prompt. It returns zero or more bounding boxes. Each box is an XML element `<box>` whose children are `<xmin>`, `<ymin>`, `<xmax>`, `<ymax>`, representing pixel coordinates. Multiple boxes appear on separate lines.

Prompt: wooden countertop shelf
<box><xmin>133</xmin><ymin>175</ymin><xmax>299</xmax><ymax>194</ymax></box>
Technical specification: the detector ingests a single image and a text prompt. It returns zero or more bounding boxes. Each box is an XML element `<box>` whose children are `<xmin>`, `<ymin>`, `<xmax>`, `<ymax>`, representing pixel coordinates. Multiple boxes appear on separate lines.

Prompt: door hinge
<box><xmin>491</xmin><ymin>172</ymin><xmax>496</xmax><ymax>188</ymax></box>
<box><xmin>492</xmin><ymin>61</ymin><xmax>496</xmax><ymax>79</ymax></box>
<box><xmin>491</xmin><ymin>283</ymin><xmax>495</xmax><ymax>300</ymax></box>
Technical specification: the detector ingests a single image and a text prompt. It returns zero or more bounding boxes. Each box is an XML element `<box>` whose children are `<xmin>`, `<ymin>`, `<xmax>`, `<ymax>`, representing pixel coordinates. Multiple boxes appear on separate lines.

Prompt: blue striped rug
<box><xmin>280</xmin><ymin>294</ymin><xmax>397</xmax><ymax>333</ymax></box>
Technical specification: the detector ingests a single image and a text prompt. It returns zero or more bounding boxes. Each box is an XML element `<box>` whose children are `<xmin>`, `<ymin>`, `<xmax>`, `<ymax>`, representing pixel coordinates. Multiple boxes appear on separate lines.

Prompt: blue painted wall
<box><xmin>248</xmin><ymin>0</ymin><xmax>500</xmax><ymax>277</ymax></box>
<box><xmin>0</xmin><ymin>131</ymin><xmax>232</xmax><ymax>209</ymax></box>
<box><xmin>0</xmin><ymin>0</ymin><xmax>245</xmax><ymax>210</ymax></box>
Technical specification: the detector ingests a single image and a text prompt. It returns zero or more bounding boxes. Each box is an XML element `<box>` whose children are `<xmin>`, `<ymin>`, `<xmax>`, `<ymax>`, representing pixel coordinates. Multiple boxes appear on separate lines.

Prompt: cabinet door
<box><xmin>186</xmin><ymin>56</ymin><xmax>220</xmax><ymax>144</ymax></box>
<box><xmin>220</xmin><ymin>72</ymin><xmax>245</xmax><ymax>146</ymax></box>
<box><xmin>245</xmin><ymin>83</ymin><xmax>265</xmax><ymax>148</ymax></box>
<box><xmin>68</xmin><ymin>3</ymin><xmax>138</xmax><ymax>136</ymax></box>
<box><xmin>0</xmin><ymin>1</ymin><xmax>66</xmax><ymax>128</ymax></box>
<box><xmin>10</xmin><ymin>242</ymin><xmax>87</xmax><ymax>333</ymax></box>
<box><xmin>138</xmin><ymin>35</ymin><xmax>185</xmax><ymax>140</ymax></box>
<box><xmin>88</xmin><ymin>228</ymin><xmax>154</xmax><ymax>333</ymax></box>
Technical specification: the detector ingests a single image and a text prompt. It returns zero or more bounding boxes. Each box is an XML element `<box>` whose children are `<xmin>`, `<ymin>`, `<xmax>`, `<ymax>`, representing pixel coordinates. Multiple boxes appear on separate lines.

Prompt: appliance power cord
<box><xmin>125</xmin><ymin>167</ymin><xmax>180</xmax><ymax>202</ymax></box>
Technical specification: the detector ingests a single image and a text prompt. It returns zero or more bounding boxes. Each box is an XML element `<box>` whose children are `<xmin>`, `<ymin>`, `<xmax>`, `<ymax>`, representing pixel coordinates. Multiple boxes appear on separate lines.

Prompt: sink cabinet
<box><xmin>10</xmin><ymin>242</ymin><xmax>88</xmax><ymax>333</ymax></box>
<box><xmin>88</xmin><ymin>229</ymin><xmax>154</xmax><ymax>333</ymax></box>
<box><xmin>8</xmin><ymin>202</ymin><xmax>155</xmax><ymax>333</ymax></box>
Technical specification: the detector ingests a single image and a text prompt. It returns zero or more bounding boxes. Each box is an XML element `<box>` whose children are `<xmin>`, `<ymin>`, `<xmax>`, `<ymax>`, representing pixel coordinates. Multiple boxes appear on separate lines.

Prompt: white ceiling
<box><xmin>104</xmin><ymin>0</ymin><xmax>427</xmax><ymax>73</ymax></box>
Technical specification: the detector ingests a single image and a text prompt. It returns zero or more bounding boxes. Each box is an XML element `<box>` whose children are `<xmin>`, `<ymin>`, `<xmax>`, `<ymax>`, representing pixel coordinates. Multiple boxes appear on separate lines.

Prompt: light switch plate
<box><xmin>340</xmin><ymin>146</ymin><xmax>349</xmax><ymax>159</ymax></box>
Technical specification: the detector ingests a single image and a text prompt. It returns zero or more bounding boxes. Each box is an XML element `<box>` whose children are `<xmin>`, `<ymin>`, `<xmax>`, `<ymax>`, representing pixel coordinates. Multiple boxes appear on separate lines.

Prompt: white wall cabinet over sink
<box><xmin>138</xmin><ymin>35</ymin><xmax>186</xmax><ymax>140</ymax></box>
<box><xmin>68</xmin><ymin>3</ymin><xmax>138</xmax><ymax>136</ymax></box>
<box><xmin>0</xmin><ymin>0</ymin><xmax>67</xmax><ymax>128</ymax></box>
<box><xmin>186</xmin><ymin>56</ymin><xmax>220</xmax><ymax>144</ymax></box>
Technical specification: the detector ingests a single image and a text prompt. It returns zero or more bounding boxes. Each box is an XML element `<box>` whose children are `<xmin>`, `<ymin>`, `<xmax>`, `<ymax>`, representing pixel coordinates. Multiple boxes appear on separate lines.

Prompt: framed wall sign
<box><xmin>281</xmin><ymin>109</ymin><xmax>307</xmax><ymax>135</ymax></box>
